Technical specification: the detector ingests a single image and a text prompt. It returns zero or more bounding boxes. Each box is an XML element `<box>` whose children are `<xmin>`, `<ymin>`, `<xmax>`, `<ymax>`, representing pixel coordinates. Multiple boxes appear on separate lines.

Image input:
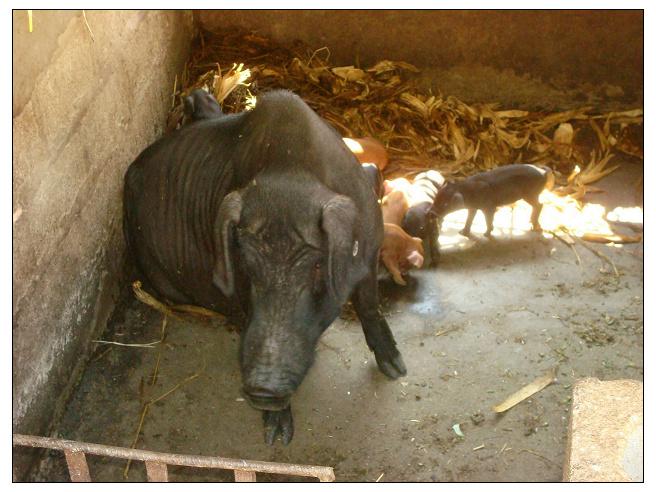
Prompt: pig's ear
<box><xmin>321</xmin><ymin>195</ymin><xmax>368</xmax><ymax>304</ymax></box>
<box><xmin>183</xmin><ymin>95</ymin><xmax>195</xmax><ymax>117</ymax></box>
<box><xmin>212</xmin><ymin>190</ymin><xmax>242</xmax><ymax>297</ymax></box>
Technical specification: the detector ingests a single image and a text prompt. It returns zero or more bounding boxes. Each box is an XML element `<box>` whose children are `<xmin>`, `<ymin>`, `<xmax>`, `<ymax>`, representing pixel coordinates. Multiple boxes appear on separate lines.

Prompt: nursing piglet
<box><xmin>382</xmin><ymin>171</ymin><xmax>445</xmax><ymax>265</ymax></box>
<box><xmin>343</xmin><ymin>137</ymin><xmax>389</xmax><ymax>171</ymax></box>
<box><xmin>381</xmin><ymin>224</ymin><xmax>425</xmax><ymax>285</ymax></box>
<box><xmin>381</xmin><ymin>178</ymin><xmax>411</xmax><ymax>226</ymax></box>
<box><xmin>400</xmin><ymin>170</ymin><xmax>445</xmax><ymax>264</ymax></box>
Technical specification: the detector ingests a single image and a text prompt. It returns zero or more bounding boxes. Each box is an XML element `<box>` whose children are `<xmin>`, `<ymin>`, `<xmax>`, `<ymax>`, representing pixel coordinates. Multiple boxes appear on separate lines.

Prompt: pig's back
<box><xmin>473</xmin><ymin>164</ymin><xmax>548</xmax><ymax>204</ymax></box>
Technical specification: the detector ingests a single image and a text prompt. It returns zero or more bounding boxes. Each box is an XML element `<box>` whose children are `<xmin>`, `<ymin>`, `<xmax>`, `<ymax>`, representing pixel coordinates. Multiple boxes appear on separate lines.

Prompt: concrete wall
<box><xmin>197</xmin><ymin>10</ymin><xmax>643</xmax><ymax>100</ymax></box>
<box><xmin>12</xmin><ymin>10</ymin><xmax>194</xmax><ymax>472</ymax></box>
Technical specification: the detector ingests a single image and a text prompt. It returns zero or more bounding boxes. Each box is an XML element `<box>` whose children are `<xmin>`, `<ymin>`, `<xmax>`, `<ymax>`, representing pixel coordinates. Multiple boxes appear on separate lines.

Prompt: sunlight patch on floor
<box><xmin>437</xmin><ymin>191</ymin><xmax>643</xmax><ymax>252</ymax></box>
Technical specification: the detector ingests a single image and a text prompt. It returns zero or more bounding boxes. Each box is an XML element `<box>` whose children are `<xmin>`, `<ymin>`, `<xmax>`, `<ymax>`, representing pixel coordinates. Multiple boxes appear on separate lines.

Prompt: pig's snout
<box><xmin>240</xmin><ymin>343</ymin><xmax>303</xmax><ymax>411</ymax></box>
<box><xmin>242</xmin><ymin>387</ymin><xmax>291</xmax><ymax>411</ymax></box>
<box><xmin>242</xmin><ymin>376</ymin><xmax>294</xmax><ymax>411</ymax></box>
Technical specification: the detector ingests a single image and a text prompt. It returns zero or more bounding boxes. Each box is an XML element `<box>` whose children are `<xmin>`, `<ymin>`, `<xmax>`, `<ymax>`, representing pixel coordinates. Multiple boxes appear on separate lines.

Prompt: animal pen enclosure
<box><xmin>13</xmin><ymin>10</ymin><xmax>643</xmax><ymax>482</ymax></box>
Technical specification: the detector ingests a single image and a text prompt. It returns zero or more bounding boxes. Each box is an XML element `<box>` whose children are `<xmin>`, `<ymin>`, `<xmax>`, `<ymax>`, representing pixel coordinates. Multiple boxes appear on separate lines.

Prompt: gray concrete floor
<box><xmin>37</xmin><ymin>159</ymin><xmax>642</xmax><ymax>482</ymax></box>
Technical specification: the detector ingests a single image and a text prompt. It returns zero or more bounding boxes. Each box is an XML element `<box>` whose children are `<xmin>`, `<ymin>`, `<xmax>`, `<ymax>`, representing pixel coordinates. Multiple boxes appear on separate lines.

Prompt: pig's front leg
<box><xmin>352</xmin><ymin>261</ymin><xmax>407</xmax><ymax>379</ymax></box>
<box><xmin>262</xmin><ymin>406</ymin><xmax>294</xmax><ymax>445</ymax></box>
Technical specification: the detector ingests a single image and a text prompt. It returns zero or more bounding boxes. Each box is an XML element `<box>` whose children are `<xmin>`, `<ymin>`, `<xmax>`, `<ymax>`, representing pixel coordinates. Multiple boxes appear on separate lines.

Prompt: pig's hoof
<box><xmin>459</xmin><ymin>229</ymin><xmax>471</xmax><ymax>237</ymax></box>
<box><xmin>263</xmin><ymin>407</ymin><xmax>294</xmax><ymax>445</ymax></box>
<box><xmin>392</xmin><ymin>276</ymin><xmax>407</xmax><ymax>286</ymax></box>
<box><xmin>376</xmin><ymin>351</ymin><xmax>407</xmax><ymax>379</ymax></box>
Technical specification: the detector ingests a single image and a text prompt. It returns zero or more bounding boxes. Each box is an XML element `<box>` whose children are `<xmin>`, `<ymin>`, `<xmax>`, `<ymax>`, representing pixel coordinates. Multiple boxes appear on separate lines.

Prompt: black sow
<box><xmin>123</xmin><ymin>90</ymin><xmax>406</xmax><ymax>445</ymax></box>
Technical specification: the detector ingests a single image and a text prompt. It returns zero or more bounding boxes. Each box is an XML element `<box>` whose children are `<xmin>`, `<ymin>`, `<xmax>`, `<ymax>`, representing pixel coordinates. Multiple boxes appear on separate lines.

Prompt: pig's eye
<box><xmin>312</xmin><ymin>261</ymin><xmax>324</xmax><ymax>293</ymax></box>
<box><xmin>313</xmin><ymin>261</ymin><xmax>323</xmax><ymax>279</ymax></box>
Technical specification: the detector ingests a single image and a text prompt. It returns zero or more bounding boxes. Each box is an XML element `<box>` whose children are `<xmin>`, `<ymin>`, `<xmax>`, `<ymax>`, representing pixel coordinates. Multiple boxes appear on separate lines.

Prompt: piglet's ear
<box><xmin>450</xmin><ymin>191</ymin><xmax>465</xmax><ymax>210</ymax></box>
<box><xmin>212</xmin><ymin>191</ymin><xmax>242</xmax><ymax>297</ymax></box>
<box><xmin>430</xmin><ymin>184</ymin><xmax>463</xmax><ymax>218</ymax></box>
<box><xmin>321</xmin><ymin>194</ymin><xmax>367</xmax><ymax>304</ymax></box>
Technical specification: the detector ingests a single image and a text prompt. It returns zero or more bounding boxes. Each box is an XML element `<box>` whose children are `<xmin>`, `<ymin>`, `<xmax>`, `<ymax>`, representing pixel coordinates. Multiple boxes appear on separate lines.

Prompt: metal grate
<box><xmin>13</xmin><ymin>434</ymin><xmax>335</xmax><ymax>482</ymax></box>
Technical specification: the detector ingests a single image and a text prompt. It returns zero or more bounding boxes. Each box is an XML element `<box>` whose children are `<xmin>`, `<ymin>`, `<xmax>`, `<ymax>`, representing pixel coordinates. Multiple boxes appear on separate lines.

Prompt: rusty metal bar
<box><xmin>234</xmin><ymin>469</ymin><xmax>257</xmax><ymax>482</ymax></box>
<box><xmin>63</xmin><ymin>450</ymin><xmax>91</xmax><ymax>482</ymax></box>
<box><xmin>145</xmin><ymin>461</ymin><xmax>168</xmax><ymax>482</ymax></box>
<box><xmin>13</xmin><ymin>434</ymin><xmax>335</xmax><ymax>482</ymax></box>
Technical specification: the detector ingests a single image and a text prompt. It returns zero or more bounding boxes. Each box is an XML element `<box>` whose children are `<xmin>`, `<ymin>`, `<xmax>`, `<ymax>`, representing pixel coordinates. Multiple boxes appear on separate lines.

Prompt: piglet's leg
<box><xmin>460</xmin><ymin>209</ymin><xmax>476</xmax><ymax>236</ymax></box>
<box><xmin>426</xmin><ymin>217</ymin><xmax>440</xmax><ymax>266</ymax></box>
<box><xmin>262</xmin><ymin>406</ymin><xmax>294</xmax><ymax>445</ymax></box>
<box><xmin>352</xmin><ymin>263</ymin><xmax>407</xmax><ymax>379</ymax></box>
<box><xmin>483</xmin><ymin>208</ymin><xmax>496</xmax><ymax>237</ymax></box>
<box><xmin>527</xmin><ymin>198</ymin><xmax>543</xmax><ymax>231</ymax></box>
<box><xmin>381</xmin><ymin>253</ymin><xmax>407</xmax><ymax>285</ymax></box>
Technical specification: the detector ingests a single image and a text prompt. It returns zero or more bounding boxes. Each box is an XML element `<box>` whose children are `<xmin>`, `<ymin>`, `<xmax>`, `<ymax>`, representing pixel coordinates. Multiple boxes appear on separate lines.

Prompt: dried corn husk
<box><xmin>581</xmin><ymin>232</ymin><xmax>642</xmax><ymax>244</ymax></box>
<box><xmin>213</xmin><ymin>62</ymin><xmax>251</xmax><ymax>103</ymax></box>
<box><xmin>169</xmin><ymin>29</ymin><xmax>642</xmax><ymax>196</ymax></box>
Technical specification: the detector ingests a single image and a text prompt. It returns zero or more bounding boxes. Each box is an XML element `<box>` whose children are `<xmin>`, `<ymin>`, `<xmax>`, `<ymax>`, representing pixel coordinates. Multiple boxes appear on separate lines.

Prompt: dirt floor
<box><xmin>35</xmin><ymin>157</ymin><xmax>643</xmax><ymax>482</ymax></box>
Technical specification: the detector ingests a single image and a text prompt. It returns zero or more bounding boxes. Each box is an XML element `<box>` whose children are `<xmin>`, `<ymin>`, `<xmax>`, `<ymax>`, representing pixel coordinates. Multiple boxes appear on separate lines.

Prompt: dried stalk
<box><xmin>149</xmin><ymin>315</ymin><xmax>169</xmax><ymax>386</ymax></box>
<box><xmin>92</xmin><ymin>340</ymin><xmax>158</xmax><ymax>349</ymax></box>
<box><xmin>132</xmin><ymin>281</ymin><xmax>224</xmax><ymax>320</ymax></box>
<box><xmin>573</xmin><ymin>237</ymin><xmax>620</xmax><ymax>277</ymax></box>
<box><xmin>124</xmin><ymin>358</ymin><xmax>206</xmax><ymax>478</ymax></box>
<box><xmin>545</xmin><ymin>229</ymin><xmax>582</xmax><ymax>266</ymax></box>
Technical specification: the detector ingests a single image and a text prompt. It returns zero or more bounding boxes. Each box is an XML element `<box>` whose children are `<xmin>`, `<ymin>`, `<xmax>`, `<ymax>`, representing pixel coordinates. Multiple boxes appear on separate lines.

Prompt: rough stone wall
<box><xmin>12</xmin><ymin>10</ymin><xmax>194</xmax><ymax>470</ymax></box>
<box><xmin>196</xmin><ymin>10</ymin><xmax>643</xmax><ymax>101</ymax></box>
